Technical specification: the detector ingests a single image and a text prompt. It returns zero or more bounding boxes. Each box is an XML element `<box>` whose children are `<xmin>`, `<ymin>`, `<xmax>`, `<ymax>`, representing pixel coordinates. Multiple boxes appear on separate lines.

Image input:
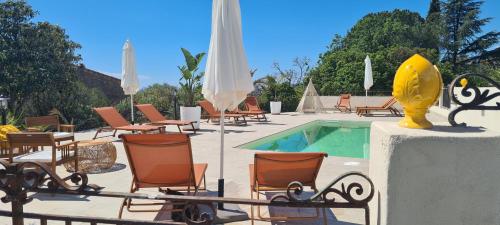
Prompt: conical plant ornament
<box><xmin>392</xmin><ymin>54</ymin><xmax>443</xmax><ymax>129</ymax></box>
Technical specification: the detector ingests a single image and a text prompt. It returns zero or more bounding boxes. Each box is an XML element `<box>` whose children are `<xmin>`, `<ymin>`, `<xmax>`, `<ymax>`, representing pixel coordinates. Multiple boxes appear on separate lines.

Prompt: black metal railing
<box><xmin>0</xmin><ymin>160</ymin><xmax>374</xmax><ymax>225</ymax></box>
<box><xmin>448</xmin><ymin>73</ymin><xmax>500</xmax><ymax>127</ymax></box>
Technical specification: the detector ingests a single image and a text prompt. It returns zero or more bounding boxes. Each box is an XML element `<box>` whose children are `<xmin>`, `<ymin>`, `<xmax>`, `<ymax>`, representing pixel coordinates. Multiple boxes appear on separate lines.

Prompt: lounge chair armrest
<box><xmin>59</xmin><ymin>124</ymin><xmax>75</xmax><ymax>133</ymax></box>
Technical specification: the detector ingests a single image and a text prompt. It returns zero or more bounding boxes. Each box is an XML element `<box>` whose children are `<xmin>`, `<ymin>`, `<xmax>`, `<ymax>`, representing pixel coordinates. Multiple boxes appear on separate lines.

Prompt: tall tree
<box><xmin>427</xmin><ymin>0</ymin><xmax>441</xmax><ymax>21</ymax></box>
<box><xmin>441</xmin><ymin>0</ymin><xmax>499</xmax><ymax>73</ymax></box>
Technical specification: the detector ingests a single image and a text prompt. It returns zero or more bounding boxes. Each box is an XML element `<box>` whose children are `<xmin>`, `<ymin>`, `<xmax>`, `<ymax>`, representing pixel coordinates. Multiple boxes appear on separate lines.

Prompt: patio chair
<box><xmin>135</xmin><ymin>104</ymin><xmax>197</xmax><ymax>134</ymax></box>
<box><xmin>93</xmin><ymin>107</ymin><xmax>164</xmax><ymax>139</ymax></box>
<box><xmin>25</xmin><ymin>115</ymin><xmax>75</xmax><ymax>142</ymax></box>
<box><xmin>355</xmin><ymin>97</ymin><xmax>402</xmax><ymax>116</ymax></box>
<box><xmin>7</xmin><ymin>132</ymin><xmax>78</xmax><ymax>172</ymax></box>
<box><xmin>335</xmin><ymin>94</ymin><xmax>352</xmax><ymax>112</ymax></box>
<box><xmin>198</xmin><ymin>100</ymin><xmax>247</xmax><ymax>125</ymax></box>
<box><xmin>249</xmin><ymin>152</ymin><xmax>328</xmax><ymax>224</ymax></box>
<box><xmin>118</xmin><ymin>133</ymin><xmax>207</xmax><ymax>218</ymax></box>
<box><xmin>239</xmin><ymin>96</ymin><xmax>267</xmax><ymax>121</ymax></box>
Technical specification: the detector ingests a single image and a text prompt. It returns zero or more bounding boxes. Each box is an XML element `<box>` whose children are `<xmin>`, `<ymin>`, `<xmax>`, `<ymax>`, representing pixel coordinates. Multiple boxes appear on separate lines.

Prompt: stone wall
<box><xmin>77</xmin><ymin>65</ymin><xmax>125</xmax><ymax>104</ymax></box>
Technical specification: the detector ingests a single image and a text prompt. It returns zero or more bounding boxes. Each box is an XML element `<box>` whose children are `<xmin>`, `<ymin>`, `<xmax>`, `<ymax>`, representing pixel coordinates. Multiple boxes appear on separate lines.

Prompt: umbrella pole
<box><xmin>130</xmin><ymin>94</ymin><xmax>135</xmax><ymax>124</ymax></box>
<box><xmin>218</xmin><ymin>110</ymin><xmax>225</xmax><ymax>210</ymax></box>
<box><xmin>365</xmin><ymin>90</ymin><xmax>368</xmax><ymax>106</ymax></box>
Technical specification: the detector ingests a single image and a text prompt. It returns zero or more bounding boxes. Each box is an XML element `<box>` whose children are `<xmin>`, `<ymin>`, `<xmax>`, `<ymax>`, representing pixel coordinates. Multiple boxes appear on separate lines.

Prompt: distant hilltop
<box><xmin>77</xmin><ymin>64</ymin><xmax>125</xmax><ymax>104</ymax></box>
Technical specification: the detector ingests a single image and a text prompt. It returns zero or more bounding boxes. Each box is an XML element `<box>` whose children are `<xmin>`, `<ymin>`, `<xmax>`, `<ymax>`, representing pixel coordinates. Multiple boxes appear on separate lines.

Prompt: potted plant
<box><xmin>267</xmin><ymin>76</ymin><xmax>281</xmax><ymax>114</ymax></box>
<box><xmin>178</xmin><ymin>48</ymin><xmax>205</xmax><ymax>130</ymax></box>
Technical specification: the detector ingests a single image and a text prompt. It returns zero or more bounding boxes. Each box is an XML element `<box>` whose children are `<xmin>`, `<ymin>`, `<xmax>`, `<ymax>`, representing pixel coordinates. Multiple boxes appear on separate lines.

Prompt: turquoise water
<box><xmin>239</xmin><ymin>120</ymin><xmax>371</xmax><ymax>159</ymax></box>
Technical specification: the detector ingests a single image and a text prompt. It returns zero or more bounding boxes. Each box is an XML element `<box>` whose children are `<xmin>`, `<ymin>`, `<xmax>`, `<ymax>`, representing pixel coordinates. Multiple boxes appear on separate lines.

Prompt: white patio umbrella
<box><xmin>202</xmin><ymin>0</ymin><xmax>253</xmax><ymax>209</ymax></box>
<box><xmin>121</xmin><ymin>40</ymin><xmax>140</xmax><ymax>124</ymax></box>
<box><xmin>364</xmin><ymin>55</ymin><xmax>373</xmax><ymax>106</ymax></box>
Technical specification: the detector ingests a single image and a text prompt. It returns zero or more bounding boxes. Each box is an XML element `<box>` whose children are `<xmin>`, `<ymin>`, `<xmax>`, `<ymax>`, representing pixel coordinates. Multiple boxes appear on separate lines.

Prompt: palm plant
<box><xmin>178</xmin><ymin>48</ymin><xmax>206</xmax><ymax>107</ymax></box>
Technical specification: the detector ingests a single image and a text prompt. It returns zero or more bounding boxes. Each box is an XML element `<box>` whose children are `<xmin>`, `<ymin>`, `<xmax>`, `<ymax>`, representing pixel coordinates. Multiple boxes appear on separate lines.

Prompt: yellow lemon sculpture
<box><xmin>393</xmin><ymin>54</ymin><xmax>443</xmax><ymax>129</ymax></box>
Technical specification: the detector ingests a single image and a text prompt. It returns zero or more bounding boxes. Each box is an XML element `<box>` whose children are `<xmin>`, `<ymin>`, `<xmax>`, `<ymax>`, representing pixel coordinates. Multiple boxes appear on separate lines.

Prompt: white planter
<box><xmin>270</xmin><ymin>101</ymin><xmax>282</xmax><ymax>115</ymax></box>
<box><xmin>180</xmin><ymin>106</ymin><xmax>201</xmax><ymax>130</ymax></box>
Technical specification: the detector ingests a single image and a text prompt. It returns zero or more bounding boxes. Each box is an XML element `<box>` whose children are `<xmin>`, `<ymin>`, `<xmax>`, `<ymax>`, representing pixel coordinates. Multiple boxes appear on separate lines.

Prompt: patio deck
<box><xmin>0</xmin><ymin>111</ymin><xmax>447</xmax><ymax>225</ymax></box>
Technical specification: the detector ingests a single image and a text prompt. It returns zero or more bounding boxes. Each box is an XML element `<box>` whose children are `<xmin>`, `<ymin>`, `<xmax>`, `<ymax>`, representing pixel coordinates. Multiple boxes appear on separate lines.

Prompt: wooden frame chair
<box><xmin>93</xmin><ymin>107</ymin><xmax>165</xmax><ymax>139</ymax></box>
<box><xmin>135</xmin><ymin>104</ymin><xmax>197</xmax><ymax>134</ymax></box>
<box><xmin>249</xmin><ymin>152</ymin><xmax>328</xmax><ymax>224</ymax></box>
<box><xmin>118</xmin><ymin>133</ymin><xmax>207</xmax><ymax>218</ymax></box>
<box><xmin>7</xmin><ymin>132</ymin><xmax>78</xmax><ymax>172</ymax></box>
<box><xmin>25</xmin><ymin>115</ymin><xmax>75</xmax><ymax>142</ymax></box>
<box><xmin>356</xmin><ymin>97</ymin><xmax>402</xmax><ymax>116</ymax></box>
<box><xmin>335</xmin><ymin>94</ymin><xmax>352</xmax><ymax>112</ymax></box>
<box><xmin>198</xmin><ymin>100</ymin><xmax>247</xmax><ymax>125</ymax></box>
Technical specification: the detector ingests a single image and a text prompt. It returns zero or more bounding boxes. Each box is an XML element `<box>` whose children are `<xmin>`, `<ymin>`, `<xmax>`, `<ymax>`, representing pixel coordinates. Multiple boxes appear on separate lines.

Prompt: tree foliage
<box><xmin>0</xmin><ymin>0</ymin><xmax>109</xmax><ymax>130</ymax></box>
<box><xmin>441</xmin><ymin>0</ymin><xmax>499</xmax><ymax>73</ymax></box>
<box><xmin>309</xmin><ymin>10</ymin><xmax>440</xmax><ymax>96</ymax></box>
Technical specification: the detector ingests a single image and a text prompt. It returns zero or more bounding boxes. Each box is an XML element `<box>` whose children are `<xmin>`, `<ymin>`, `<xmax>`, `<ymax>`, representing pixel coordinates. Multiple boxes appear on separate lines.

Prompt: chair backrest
<box><xmin>337</xmin><ymin>94</ymin><xmax>351</xmax><ymax>107</ymax></box>
<box><xmin>245</xmin><ymin>96</ymin><xmax>261</xmax><ymax>112</ymax></box>
<box><xmin>253</xmin><ymin>152</ymin><xmax>327</xmax><ymax>188</ymax></box>
<box><xmin>382</xmin><ymin>97</ymin><xmax>397</xmax><ymax>109</ymax></box>
<box><xmin>7</xmin><ymin>132</ymin><xmax>55</xmax><ymax>148</ymax></box>
<box><xmin>94</xmin><ymin>107</ymin><xmax>130</xmax><ymax>128</ymax></box>
<box><xmin>25</xmin><ymin>115</ymin><xmax>60</xmax><ymax>131</ymax></box>
<box><xmin>120</xmin><ymin>133</ymin><xmax>197</xmax><ymax>187</ymax></box>
<box><xmin>198</xmin><ymin>100</ymin><xmax>219</xmax><ymax>116</ymax></box>
<box><xmin>135</xmin><ymin>104</ymin><xmax>167</xmax><ymax>122</ymax></box>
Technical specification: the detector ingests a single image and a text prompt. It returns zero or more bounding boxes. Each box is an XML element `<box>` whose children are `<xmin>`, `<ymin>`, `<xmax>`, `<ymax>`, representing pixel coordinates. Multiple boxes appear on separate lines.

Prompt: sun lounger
<box><xmin>198</xmin><ymin>100</ymin><xmax>247</xmax><ymax>125</ymax></box>
<box><xmin>249</xmin><ymin>152</ymin><xmax>327</xmax><ymax>224</ymax></box>
<box><xmin>240</xmin><ymin>96</ymin><xmax>267</xmax><ymax>121</ymax></box>
<box><xmin>118</xmin><ymin>133</ymin><xmax>207</xmax><ymax>218</ymax></box>
<box><xmin>7</xmin><ymin>132</ymin><xmax>78</xmax><ymax>172</ymax></box>
<box><xmin>93</xmin><ymin>107</ymin><xmax>164</xmax><ymax>139</ymax></box>
<box><xmin>135</xmin><ymin>104</ymin><xmax>196</xmax><ymax>134</ymax></box>
<box><xmin>335</xmin><ymin>94</ymin><xmax>352</xmax><ymax>112</ymax></box>
<box><xmin>355</xmin><ymin>97</ymin><xmax>401</xmax><ymax>116</ymax></box>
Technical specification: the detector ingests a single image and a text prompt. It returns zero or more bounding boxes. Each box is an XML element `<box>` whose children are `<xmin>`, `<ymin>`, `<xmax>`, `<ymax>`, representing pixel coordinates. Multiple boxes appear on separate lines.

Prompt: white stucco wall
<box><xmin>369</xmin><ymin>121</ymin><xmax>500</xmax><ymax>225</ymax></box>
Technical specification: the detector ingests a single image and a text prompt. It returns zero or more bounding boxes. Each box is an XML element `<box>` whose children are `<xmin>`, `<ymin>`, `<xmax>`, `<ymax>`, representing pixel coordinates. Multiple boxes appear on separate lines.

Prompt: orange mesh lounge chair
<box><xmin>135</xmin><ymin>104</ymin><xmax>197</xmax><ymax>134</ymax></box>
<box><xmin>249</xmin><ymin>152</ymin><xmax>328</xmax><ymax>224</ymax></box>
<box><xmin>118</xmin><ymin>133</ymin><xmax>207</xmax><ymax>218</ymax></box>
<box><xmin>93</xmin><ymin>107</ymin><xmax>164</xmax><ymax>139</ymax></box>
<box><xmin>198</xmin><ymin>100</ymin><xmax>247</xmax><ymax>125</ymax></box>
<box><xmin>335</xmin><ymin>94</ymin><xmax>352</xmax><ymax>112</ymax></box>
<box><xmin>236</xmin><ymin>96</ymin><xmax>267</xmax><ymax>122</ymax></box>
<box><xmin>355</xmin><ymin>97</ymin><xmax>401</xmax><ymax>116</ymax></box>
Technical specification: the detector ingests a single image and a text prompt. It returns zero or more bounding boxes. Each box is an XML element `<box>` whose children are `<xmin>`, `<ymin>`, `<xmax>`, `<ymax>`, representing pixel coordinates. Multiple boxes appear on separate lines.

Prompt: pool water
<box><xmin>239</xmin><ymin>120</ymin><xmax>371</xmax><ymax>159</ymax></box>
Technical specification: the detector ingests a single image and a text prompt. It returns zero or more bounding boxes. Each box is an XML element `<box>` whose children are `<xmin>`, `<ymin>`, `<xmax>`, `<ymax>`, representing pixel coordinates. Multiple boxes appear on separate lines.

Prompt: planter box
<box><xmin>180</xmin><ymin>106</ymin><xmax>201</xmax><ymax>130</ymax></box>
<box><xmin>270</xmin><ymin>101</ymin><xmax>282</xmax><ymax>115</ymax></box>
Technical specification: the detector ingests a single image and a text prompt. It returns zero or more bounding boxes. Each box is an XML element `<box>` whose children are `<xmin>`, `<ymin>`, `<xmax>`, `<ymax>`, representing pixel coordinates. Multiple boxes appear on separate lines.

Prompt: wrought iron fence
<box><xmin>0</xmin><ymin>160</ymin><xmax>374</xmax><ymax>225</ymax></box>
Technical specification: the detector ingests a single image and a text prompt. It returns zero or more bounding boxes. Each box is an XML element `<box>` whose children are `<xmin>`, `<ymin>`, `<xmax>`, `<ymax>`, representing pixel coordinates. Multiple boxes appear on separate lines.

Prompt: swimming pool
<box><xmin>239</xmin><ymin>120</ymin><xmax>371</xmax><ymax>159</ymax></box>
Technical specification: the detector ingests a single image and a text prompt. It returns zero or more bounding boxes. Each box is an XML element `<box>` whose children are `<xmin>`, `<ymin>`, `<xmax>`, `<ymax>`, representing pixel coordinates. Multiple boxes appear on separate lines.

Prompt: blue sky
<box><xmin>28</xmin><ymin>0</ymin><xmax>499</xmax><ymax>88</ymax></box>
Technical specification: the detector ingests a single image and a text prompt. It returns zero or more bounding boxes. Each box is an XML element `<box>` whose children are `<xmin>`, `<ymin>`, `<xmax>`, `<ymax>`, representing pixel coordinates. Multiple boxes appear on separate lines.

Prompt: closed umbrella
<box><xmin>202</xmin><ymin>0</ymin><xmax>253</xmax><ymax>209</ymax></box>
<box><xmin>364</xmin><ymin>55</ymin><xmax>373</xmax><ymax>106</ymax></box>
<box><xmin>121</xmin><ymin>40</ymin><xmax>140</xmax><ymax>124</ymax></box>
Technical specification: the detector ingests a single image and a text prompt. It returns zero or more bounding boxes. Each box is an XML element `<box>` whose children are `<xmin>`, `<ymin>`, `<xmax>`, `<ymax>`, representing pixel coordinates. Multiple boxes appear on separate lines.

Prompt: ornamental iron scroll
<box><xmin>271</xmin><ymin>172</ymin><xmax>374</xmax><ymax>224</ymax></box>
<box><xmin>448</xmin><ymin>74</ymin><xmax>500</xmax><ymax>127</ymax></box>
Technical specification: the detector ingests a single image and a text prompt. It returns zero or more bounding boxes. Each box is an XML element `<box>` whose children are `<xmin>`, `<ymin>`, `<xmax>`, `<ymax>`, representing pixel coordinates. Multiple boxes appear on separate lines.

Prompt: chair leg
<box><xmin>177</xmin><ymin>125</ymin><xmax>182</xmax><ymax>133</ymax></box>
<box><xmin>112</xmin><ymin>129</ymin><xmax>118</xmax><ymax>137</ymax></box>
<box><xmin>191</xmin><ymin>123</ymin><xmax>196</xmax><ymax>134</ymax></box>
<box><xmin>93</xmin><ymin>128</ymin><xmax>101</xmax><ymax>140</ymax></box>
<box><xmin>250</xmin><ymin>189</ymin><xmax>255</xmax><ymax>225</ymax></box>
